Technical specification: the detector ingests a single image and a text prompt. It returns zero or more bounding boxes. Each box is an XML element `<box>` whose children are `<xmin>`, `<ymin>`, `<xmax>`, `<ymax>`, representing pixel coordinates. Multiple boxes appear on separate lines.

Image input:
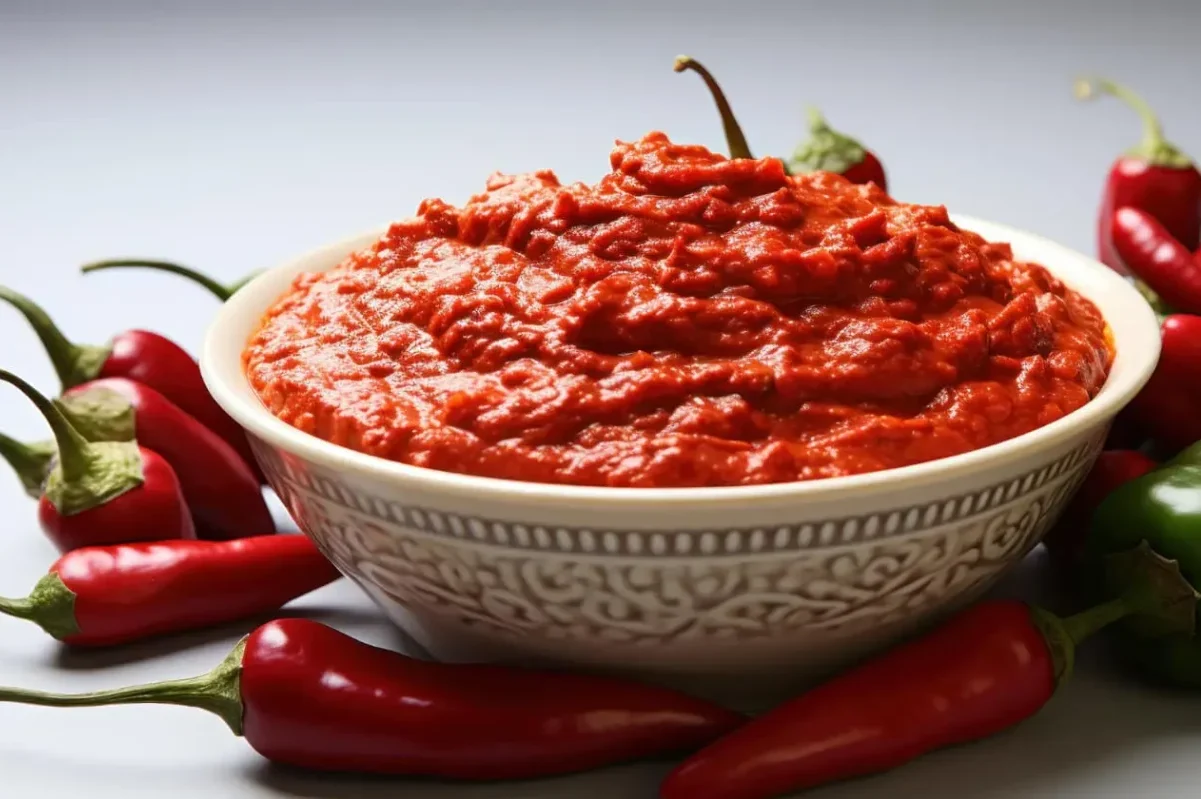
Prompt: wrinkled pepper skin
<box><xmin>1085</xmin><ymin>444</ymin><xmax>1201</xmax><ymax>686</ymax></box>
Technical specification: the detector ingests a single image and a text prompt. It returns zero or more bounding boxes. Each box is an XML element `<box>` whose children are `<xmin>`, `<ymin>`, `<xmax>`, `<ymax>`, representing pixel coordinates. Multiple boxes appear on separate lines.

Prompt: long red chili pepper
<box><xmin>1126</xmin><ymin>312</ymin><xmax>1201</xmax><ymax>453</ymax></box>
<box><xmin>0</xmin><ymin>617</ymin><xmax>743</xmax><ymax>778</ymax></box>
<box><xmin>0</xmin><ymin>537</ymin><xmax>338</xmax><ymax>646</ymax></box>
<box><xmin>81</xmin><ymin>259</ymin><xmax>260</xmax><ymax>303</ymax></box>
<box><xmin>660</xmin><ymin>545</ymin><xmax>1193</xmax><ymax>799</ymax></box>
<box><xmin>0</xmin><ymin>370</ymin><xmax>194</xmax><ymax>551</ymax></box>
<box><xmin>0</xmin><ymin>286</ymin><xmax>259</xmax><ymax>479</ymax></box>
<box><xmin>1042</xmin><ymin>449</ymin><xmax>1158</xmax><ymax>571</ymax></box>
<box><xmin>1111</xmin><ymin>206</ymin><xmax>1201</xmax><ymax>314</ymax></box>
<box><xmin>789</xmin><ymin>107</ymin><xmax>888</xmax><ymax>191</ymax></box>
<box><xmin>58</xmin><ymin>377</ymin><xmax>273</xmax><ymax>540</ymax></box>
<box><xmin>1076</xmin><ymin>77</ymin><xmax>1201</xmax><ymax>274</ymax></box>
<box><xmin>0</xmin><ymin>432</ymin><xmax>54</xmax><ymax>499</ymax></box>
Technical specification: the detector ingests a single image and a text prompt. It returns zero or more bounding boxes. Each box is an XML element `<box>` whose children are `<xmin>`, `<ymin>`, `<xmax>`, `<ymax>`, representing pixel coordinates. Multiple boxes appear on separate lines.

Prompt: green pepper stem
<box><xmin>1074</xmin><ymin>77</ymin><xmax>1165</xmax><ymax>152</ymax></box>
<box><xmin>0</xmin><ymin>370</ymin><xmax>92</xmax><ymax>483</ymax></box>
<box><xmin>0</xmin><ymin>432</ymin><xmax>54</xmax><ymax>496</ymax></box>
<box><xmin>0</xmin><ymin>287</ymin><xmax>108</xmax><ymax>390</ymax></box>
<box><xmin>0</xmin><ymin>638</ymin><xmax>247</xmax><ymax>735</ymax></box>
<box><xmin>1059</xmin><ymin>596</ymin><xmax>1132</xmax><ymax>645</ymax></box>
<box><xmin>673</xmin><ymin>55</ymin><xmax>753</xmax><ymax>160</ymax></box>
<box><xmin>81</xmin><ymin>260</ymin><xmax>234</xmax><ymax>302</ymax></box>
<box><xmin>806</xmin><ymin>107</ymin><xmax>831</xmax><ymax>134</ymax></box>
<box><xmin>0</xmin><ymin>595</ymin><xmax>36</xmax><ymax>623</ymax></box>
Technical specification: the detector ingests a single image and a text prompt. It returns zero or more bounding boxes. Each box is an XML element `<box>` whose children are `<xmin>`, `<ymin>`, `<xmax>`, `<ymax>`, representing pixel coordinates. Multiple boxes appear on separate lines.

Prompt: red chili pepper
<box><xmin>80</xmin><ymin>259</ymin><xmax>260</xmax><ymax>302</ymax></box>
<box><xmin>0</xmin><ymin>617</ymin><xmax>743</xmax><ymax>777</ymax></box>
<box><xmin>788</xmin><ymin>107</ymin><xmax>888</xmax><ymax>191</ymax></box>
<box><xmin>0</xmin><ymin>537</ymin><xmax>338</xmax><ymax>646</ymax></box>
<box><xmin>1111</xmin><ymin>207</ymin><xmax>1201</xmax><ymax>314</ymax></box>
<box><xmin>1126</xmin><ymin>313</ymin><xmax>1201</xmax><ymax>453</ymax></box>
<box><xmin>660</xmin><ymin>546</ymin><xmax>1193</xmax><ymax>799</ymax></box>
<box><xmin>1043</xmin><ymin>449</ymin><xmax>1158</xmax><ymax>569</ymax></box>
<box><xmin>0</xmin><ymin>285</ymin><xmax>260</xmax><ymax>480</ymax></box>
<box><xmin>0</xmin><ymin>432</ymin><xmax>54</xmax><ymax>499</ymax></box>
<box><xmin>0</xmin><ymin>370</ymin><xmax>194</xmax><ymax>551</ymax></box>
<box><xmin>1076</xmin><ymin>77</ymin><xmax>1201</xmax><ymax>274</ymax></box>
<box><xmin>58</xmin><ymin>377</ymin><xmax>273</xmax><ymax>540</ymax></box>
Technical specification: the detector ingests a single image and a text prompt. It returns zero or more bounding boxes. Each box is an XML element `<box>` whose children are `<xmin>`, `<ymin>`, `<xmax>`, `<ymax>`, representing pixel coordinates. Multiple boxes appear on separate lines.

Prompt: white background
<box><xmin>1</xmin><ymin>1</ymin><xmax>1199</xmax><ymax>796</ymax></box>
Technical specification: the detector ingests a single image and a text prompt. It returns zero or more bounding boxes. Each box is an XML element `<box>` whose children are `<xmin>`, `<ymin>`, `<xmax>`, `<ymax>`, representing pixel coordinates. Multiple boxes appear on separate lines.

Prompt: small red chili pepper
<box><xmin>1126</xmin><ymin>312</ymin><xmax>1201</xmax><ymax>453</ymax></box>
<box><xmin>81</xmin><ymin>259</ymin><xmax>260</xmax><ymax>303</ymax></box>
<box><xmin>1076</xmin><ymin>77</ymin><xmax>1201</xmax><ymax>274</ymax></box>
<box><xmin>0</xmin><ymin>432</ymin><xmax>54</xmax><ymax>499</ymax></box>
<box><xmin>0</xmin><ymin>617</ymin><xmax>743</xmax><ymax>778</ymax></box>
<box><xmin>58</xmin><ymin>377</ymin><xmax>273</xmax><ymax>540</ymax></box>
<box><xmin>1043</xmin><ymin>449</ymin><xmax>1158</xmax><ymax>570</ymax></box>
<box><xmin>0</xmin><ymin>537</ymin><xmax>339</xmax><ymax>646</ymax></box>
<box><xmin>1111</xmin><ymin>207</ymin><xmax>1201</xmax><ymax>314</ymax></box>
<box><xmin>0</xmin><ymin>370</ymin><xmax>194</xmax><ymax>552</ymax></box>
<box><xmin>660</xmin><ymin>545</ymin><xmax>1193</xmax><ymax>799</ymax></box>
<box><xmin>788</xmin><ymin>107</ymin><xmax>887</xmax><ymax>191</ymax></box>
<box><xmin>0</xmin><ymin>285</ymin><xmax>260</xmax><ymax>479</ymax></box>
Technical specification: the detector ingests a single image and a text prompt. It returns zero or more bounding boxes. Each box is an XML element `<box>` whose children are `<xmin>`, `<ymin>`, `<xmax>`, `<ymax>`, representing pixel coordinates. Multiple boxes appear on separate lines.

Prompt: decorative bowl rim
<box><xmin>200</xmin><ymin>214</ymin><xmax>1160</xmax><ymax>509</ymax></box>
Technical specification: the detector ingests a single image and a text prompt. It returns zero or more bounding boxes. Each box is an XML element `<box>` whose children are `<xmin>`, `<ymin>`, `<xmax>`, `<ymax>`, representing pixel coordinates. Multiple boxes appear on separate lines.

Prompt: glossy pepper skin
<box><xmin>0</xmin><ymin>537</ymin><xmax>339</xmax><ymax>646</ymax></box>
<box><xmin>660</xmin><ymin>561</ymin><xmax>1195</xmax><ymax>799</ymax></box>
<box><xmin>60</xmin><ymin>378</ymin><xmax>273</xmax><ymax>540</ymax></box>
<box><xmin>0</xmin><ymin>618</ymin><xmax>744</xmax><ymax>778</ymax></box>
<box><xmin>1076</xmin><ymin>77</ymin><xmax>1201</xmax><ymax>274</ymax></box>
<box><xmin>0</xmin><ymin>286</ymin><xmax>260</xmax><ymax>480</ymax></box>
<box><xmin>1112</xmin><ymin>207</ymin><xmax>1201</xmax><ymax>314</ymax></box>
<box><xmin>1043</xmin><ymin>449</ymin><xmax>1158</xmax><ymax>570</ymax></box>
<box><xmin>788</xmin><ymin>107</ymin><xmax>887</xmax><ymax>191</ymax></box>
<box><xmin>1125</xmin><ymin>313</ymin><xmax>1201</xmax><ymax>453</ymax></box>
<box><xmin>1085</xmin><ymin>443</ymin><xmax>1201</xmax><ymax>687</ymax></box>
<box><xmin>0</xmin><ymin>370</ymin><xmax>195</xmax><ymax>552</ymax></box>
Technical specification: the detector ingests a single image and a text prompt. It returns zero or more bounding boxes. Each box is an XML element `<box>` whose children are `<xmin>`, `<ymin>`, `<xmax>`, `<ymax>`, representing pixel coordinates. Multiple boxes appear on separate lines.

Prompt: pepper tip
<box><xmin>672</xmin><ymin>55</ymin><xmax>693</xmax><ymax>73</ymax></box>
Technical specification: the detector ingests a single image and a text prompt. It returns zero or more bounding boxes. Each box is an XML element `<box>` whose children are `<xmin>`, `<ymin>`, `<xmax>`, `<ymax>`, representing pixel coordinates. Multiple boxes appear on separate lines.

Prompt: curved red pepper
<box><xmin>1043</xmin><ymin>449</ymin><xmax>1158</xmax><ymax>569</ymax></box>
<box><xmin>0</xmin><ymin>286</ymin><xmax>261</xmax><ymax>481</ymax></box>
<box><xmin>1112</xmin><ymin>207</ymin><xmax>1201</xmax><ymax>314</ymax></box>
<box><xmin>660</xmin><ymin>555</ymin><xmax>1193</xmax><ymax>799</ymax></box>
<box><xmin>61</xmin><ymin>378</ymin><xmax>273</xmax><ymax>540</ymax></box>
<box><xmin>1127</xmin><ymin>313</ymin><xmax>1201</xmax><ymax>453</ymax></box>
<box><xmin>0</xmin><ymin>618</ymin><xmax>743</xmax><ymax>778</ymax></box>
<box><xmin>0</xmin><ymin>537</ymin><xmax>339</xmax><ymax>646</ymax></box>
<box><xmin>1077</xmin><ymin>77</ymin><xmax>1201</xmax><ymax>274</ymax></box>
<box><xmin>0</xmin><ymin>370</ymin><xmax>195</xmax><ymax>551</ymax></box>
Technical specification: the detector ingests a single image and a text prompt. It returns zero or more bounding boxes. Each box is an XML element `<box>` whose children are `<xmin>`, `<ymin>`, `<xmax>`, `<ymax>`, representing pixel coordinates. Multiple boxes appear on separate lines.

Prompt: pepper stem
<box><xmin>672</xmin><ymin>55</ymin><xmax>753</xmax><ymax>160</ymax></box>
<box><xmin>0</xmin><ymin>573</ymin><xmax>80</xmax><ymax>640</ymax></box>
<box><xmin>1059</xmin><ymin>596</ymin><xmax>1133</xmax><ymax>644</ymax></box>
<box><xmin>0</xmin><ymin>370</ymin><xmax>93</xmax><ymax>483</ymax></box>
<box><xmin>0</xmin><ymin>638</ymin><xmax>246</xmax><ymax>735</ymax></box>
<box><xmin>80</xmin><ymin>260</ymin><xmax>240</xmax><ymax>302</ymax></box>
<box><xmin>1074</xmin><ymin>76</ymin><xmax>1192</xmax><ymax>168</ymax></box>
<box><xmin>0</xmin><ymin>433</ymin><xmax>55</xmax><ymax>498</ymax></box>
<box><xmin>0</xmin><ymin>287</ymin><xmax>109</xmax><ymax>390</ymax></box>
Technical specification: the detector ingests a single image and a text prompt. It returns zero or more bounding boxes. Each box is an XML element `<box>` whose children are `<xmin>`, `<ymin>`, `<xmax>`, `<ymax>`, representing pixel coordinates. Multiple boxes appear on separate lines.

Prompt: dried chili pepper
<box><xmin>1125</xmin><ymin>312</ymin><xmax>1201</xmax><ymax>453</ymax></box>
<box><xmin>1043</xmin><ymin>449</ymin><xmax>1158</xmax><ymax>570</ymax></box>
<box><xmin>58</xmin><ymin>377</ymin><xmax>273</xmax><ymax>540</ymax></box>
<box><xmin>0</xmin><ymin>537</ymin><xmax>338</xmax><ymax>646</ymax></box>
<box><xmin>1076</xmin><ymin>77</ymin><xmax>1201</xmax><ymax>274</ymax></box>
<box><xmin>81</xmin><ymin>259</ymin><xmax>260</xmax><ymax>303</ymax></box>
<box><xmin>0</xmin><ymin>617</ymin><xmax>742</xmax><ymax>777</ymax></box>
<box><xmin>788</xmin><ymin>108</ymin><xmax>887</xmax><ymax>190</ymax></box>
<box><xmin>0</xmin><ymin>370</ymin><xmax>194</xmax><ymax>551</ymax></box>
<box><xmin>0</xmin><ymin>432</ymin><xmax>54</xmax><ymax>499</ymax></box>
<box><xmin>673</xmin><ymin>55</ymin><xmax>754</xmax><ymax>159</ymax></box>
<box><xmin>660</xmin><ymin>545</ymin><xmax>1194</xmax><ymax>799</ymax></box>
<box><xmin>1111</xmin><ymin>206</ymin><xmax>1201</xmax><ymax>314</ymax></box>
<box><xmin>0</xmin><ymin>286</ymin><xmax>258</xmax><ymax>477</ymax></box>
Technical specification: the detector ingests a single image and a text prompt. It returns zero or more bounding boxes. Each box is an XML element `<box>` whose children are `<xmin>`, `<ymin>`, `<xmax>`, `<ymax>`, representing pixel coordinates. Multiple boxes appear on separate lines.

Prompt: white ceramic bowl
<box><xmin>201</xmin><ymin>215</ymin><xmax>1159</xmax><ymax>694</ymax></box>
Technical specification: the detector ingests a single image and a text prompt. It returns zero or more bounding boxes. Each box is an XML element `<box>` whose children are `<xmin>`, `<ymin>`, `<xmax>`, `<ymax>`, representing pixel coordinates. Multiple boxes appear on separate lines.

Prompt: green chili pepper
<box><xmin>1085</xmin><ymin>449</ymin><xmax>1201</xmax><ymax>687</ymax></box>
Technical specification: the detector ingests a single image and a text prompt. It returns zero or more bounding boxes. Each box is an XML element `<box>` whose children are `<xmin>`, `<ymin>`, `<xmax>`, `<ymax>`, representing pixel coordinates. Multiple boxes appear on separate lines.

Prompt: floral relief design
<box><xmin>262</xmin><ymin>436</ymin><xmax>1093</xmax><ymax>645</ymax></box>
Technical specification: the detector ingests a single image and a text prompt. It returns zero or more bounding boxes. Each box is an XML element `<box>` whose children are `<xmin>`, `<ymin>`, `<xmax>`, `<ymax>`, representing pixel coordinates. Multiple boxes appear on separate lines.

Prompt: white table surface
<box><xmin>2</xmin><ymin>1</ymin><xmax>1200</xmax><ymax>796</ymax></box>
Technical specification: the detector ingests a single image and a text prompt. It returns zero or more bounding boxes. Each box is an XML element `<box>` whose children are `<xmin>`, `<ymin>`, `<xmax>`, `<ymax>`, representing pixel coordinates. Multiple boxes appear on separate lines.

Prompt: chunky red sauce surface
<box><xmin>245</xmin><ymin>133</ymin><xmax>1112</xmax><ymax>488</ymax></box>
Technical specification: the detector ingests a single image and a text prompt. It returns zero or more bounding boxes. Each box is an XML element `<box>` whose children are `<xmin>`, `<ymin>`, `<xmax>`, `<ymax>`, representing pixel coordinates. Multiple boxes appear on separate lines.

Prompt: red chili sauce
<box><xmin>244</xmin><ymin>133</ymin><xmax>1112</xmax><ymax>488</ymax></box>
